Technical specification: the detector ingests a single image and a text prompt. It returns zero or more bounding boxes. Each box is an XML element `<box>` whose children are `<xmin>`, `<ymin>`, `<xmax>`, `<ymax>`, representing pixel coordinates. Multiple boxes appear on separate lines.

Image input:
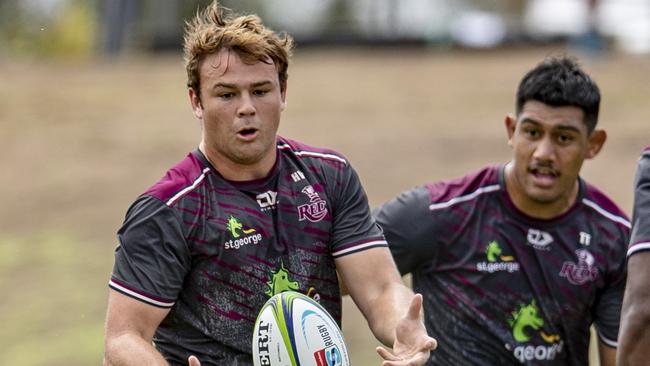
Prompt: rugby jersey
<box><xmin>628</xmin><ymin>145</ymin><xmax>650</xmax><ymax>258</ymax></box>
<box><xmin>375</xmin><ymin>165</ymin><xmax>629</xmax><ymax>365</ymax></box>
<box><xmin>109</xmin><ymin>136</ymin><xmax>386</xmax><ymax>365</ymax></box>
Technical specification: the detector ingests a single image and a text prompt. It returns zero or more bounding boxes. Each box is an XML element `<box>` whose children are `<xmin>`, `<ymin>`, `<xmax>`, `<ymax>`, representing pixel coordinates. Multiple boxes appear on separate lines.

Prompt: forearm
<box><xmin>104</xmin><ymin>332</ymin><xmax>169</xmax><ymax>366</ymax></box>
<box><xmin>617</xmin><ymin>307</ymin><xmax>650</xmax><ymax>365</ymax></box>
<box><xmin>364</xmin><ymin>282</ymin><xmax>415</xmax><ymax>346</ymax></box>
<box><xmin>618</xmin><ymin>252</ymin><xmax>650</xmax><ymax>365</ymax></box>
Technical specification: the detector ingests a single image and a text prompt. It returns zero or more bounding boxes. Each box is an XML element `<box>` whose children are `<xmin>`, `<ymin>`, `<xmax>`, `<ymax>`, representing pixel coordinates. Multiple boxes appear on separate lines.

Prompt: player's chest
<box><xmin>194</xmin><ymin>180</ymin><xmax>333</xmax><ymax>255</ymax></box>
<box><xmin>441</xmin><ymin>219</ymin><xmax>607</xmax><ymax>292</ymax></box>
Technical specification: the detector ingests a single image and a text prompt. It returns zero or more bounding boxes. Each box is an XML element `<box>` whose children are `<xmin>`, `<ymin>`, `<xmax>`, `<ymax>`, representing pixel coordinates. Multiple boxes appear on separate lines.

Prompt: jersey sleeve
<box><xmin>329</xmin><ymin>164</ymin><xmax>387</xmax><ymax>258</ymax></box>
<box><xmin>373</xmin><ymin>186</ymin><xmax>438</xmax><ymax>275</ymax></box>
<box><xmin>592</xmin><ymin>243</ymin><xmax>627</xmax><ymax>347</ymax></box>
<box><xmin>629</xmin><ymin>150</ymin><xmax>650</xmax><ymax>256</ymax></box>
<box><xmin>109</xmin><ymin>195</ymin><xmax>192</xmax><ymax>308</ymax></box>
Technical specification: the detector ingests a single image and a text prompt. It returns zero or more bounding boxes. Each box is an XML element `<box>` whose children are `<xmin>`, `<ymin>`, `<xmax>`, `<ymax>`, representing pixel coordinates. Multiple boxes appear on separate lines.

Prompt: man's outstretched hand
<box><xmin>376</xmin><ymin>294</ymin><xmax>437</xmax><ymax>366</ymax></box>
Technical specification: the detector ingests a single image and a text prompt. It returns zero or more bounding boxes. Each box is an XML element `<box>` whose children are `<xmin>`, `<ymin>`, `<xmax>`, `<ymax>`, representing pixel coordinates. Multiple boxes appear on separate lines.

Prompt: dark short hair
<box><xmin>516</xmin><ymin>56</ymin><xmax>600</xmax><ymax>133</ymax></box>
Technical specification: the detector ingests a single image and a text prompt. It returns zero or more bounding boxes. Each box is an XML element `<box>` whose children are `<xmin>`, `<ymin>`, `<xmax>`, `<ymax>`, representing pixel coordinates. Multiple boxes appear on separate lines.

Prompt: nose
<box><xmin>533</xmin><ymin>136</ymin><xmax>556</xmax><ymax>162</ymax></box>
<box><xmin>237</xmin><ymin>93</ymin><xmax>256</xmax><ymax>117</ymax></box>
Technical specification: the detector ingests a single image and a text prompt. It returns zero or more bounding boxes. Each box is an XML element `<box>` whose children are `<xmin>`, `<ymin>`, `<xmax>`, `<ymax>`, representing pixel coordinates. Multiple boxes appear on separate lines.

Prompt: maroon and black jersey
<box><xmin>109</xmin><ymin>136</ymin><xmax>386</xmax><ymax>365</ymax></box>
<box><xmin>375</xmin><ymin>165</ymin><xmax>629</xmax><ymax>365</ymax></box>
<box><xmin>628</xmin><ymin>145</ymin><xmax>650</xmax><ymax>258</ymax></box>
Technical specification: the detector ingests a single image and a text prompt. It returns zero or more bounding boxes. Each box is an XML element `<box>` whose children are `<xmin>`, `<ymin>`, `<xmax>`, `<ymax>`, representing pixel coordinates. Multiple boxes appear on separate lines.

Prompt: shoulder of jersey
<box><xmin>581</xmin><ymin>181</ymin><xmax>630</xmax><ymax>229</ymax></box>
<box><xmin>253</xmin><ymin>291</ymin><xmax>350</xmax><ymax>366</ymax></box>
<box><xmin>143</xmin><ymin>153</ymin><xmax>210</xmax><ymax>206</ymax></box>
<box><xmin>277</xmin><ymin>136</ymin><xmax>348</xmax><ymax>166</ymax></box>
<box><xmin>427</xmin><ymin>164</ymin><xmax>501</xmax><ymax>209</ymax></box>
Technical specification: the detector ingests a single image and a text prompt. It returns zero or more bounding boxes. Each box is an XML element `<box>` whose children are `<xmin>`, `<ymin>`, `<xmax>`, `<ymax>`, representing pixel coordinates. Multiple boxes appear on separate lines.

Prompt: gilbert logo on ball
<box><xmin>253</xmin><ymin>291</ymin><xmax>350</xmax><ymax>366</ymax></box>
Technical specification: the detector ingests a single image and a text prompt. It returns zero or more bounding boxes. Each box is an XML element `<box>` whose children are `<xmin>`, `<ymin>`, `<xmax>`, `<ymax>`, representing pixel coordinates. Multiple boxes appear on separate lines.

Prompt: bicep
<box><xmin>335</xmin><ymin>247</ymin><xmax>403</xmax><ymax>316</ymax></box>
<box><xmin>105</xmin><ymin>289</ymin><xmax>171</xmax><ymax>342</ymax></box>
<box><xmin>619</xmin><ymin>252</ymin><xmax>650</xmax><ymax>347</ymax></box>
<box><xmin>623</xmin><ymin>252</ymin><xmax>650</xmax><ymax>312</ymax></box>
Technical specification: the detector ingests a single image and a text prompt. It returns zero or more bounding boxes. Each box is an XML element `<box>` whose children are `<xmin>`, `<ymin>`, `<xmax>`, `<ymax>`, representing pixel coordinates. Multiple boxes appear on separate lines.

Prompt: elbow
<box><xmin>103</xmin><ymin>332</ymin><xmax>133</xmax><ymax>365</ymax></box>
<box><xmin>103</xmin><ymin>335</ymin><xmax>119</xmax><ymax>366</ymax></box>
<box><xmin>623</xmin><ymin>301</ymin><xmax>650</xmax><ymax>330</ymax></box>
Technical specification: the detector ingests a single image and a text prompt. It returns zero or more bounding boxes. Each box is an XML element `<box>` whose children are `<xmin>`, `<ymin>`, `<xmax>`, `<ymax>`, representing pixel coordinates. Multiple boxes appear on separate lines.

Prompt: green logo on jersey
<box><xmin>226</xmin><ymin>215</ymin><xmax>256</xmax><ymax>238</ymax></box>
<box><xmin>477</xmin><ymin>241</ymin><xmax>519</xmax><ymax>273</ymax></box>
<box><xmin>507</xmin><ymin>300</ymin><xmax>564</xmax><ymax>362</ymax></box>
<box><xmin>508</xmin><ymin>300</ymin><xmax>544</xmax><ymax>342</ymax></box>
<box><xmin>486</xmin><ymin>241</ymin><xmax>514</xmax><ymax>262</ymax></box>
<box><xmin>266</xmin><ymin>261</ymin><xmax>300</xmax><ymax>297</ymax></box>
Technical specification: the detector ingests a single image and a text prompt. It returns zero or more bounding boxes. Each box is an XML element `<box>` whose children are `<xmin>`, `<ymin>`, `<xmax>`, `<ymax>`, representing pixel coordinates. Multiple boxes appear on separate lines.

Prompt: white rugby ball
<box><xmin>252</xmin><ymin>291</ymin><xmax>350</xmax><ymax>366</ymax></box>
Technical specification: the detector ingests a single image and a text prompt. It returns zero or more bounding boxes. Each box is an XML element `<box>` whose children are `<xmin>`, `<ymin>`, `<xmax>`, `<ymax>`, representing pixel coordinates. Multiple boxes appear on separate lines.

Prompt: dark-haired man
<box><xmin>375</xmin><ymin>56</ymin><xmax>629</xmax><ymax>365</ymax></box>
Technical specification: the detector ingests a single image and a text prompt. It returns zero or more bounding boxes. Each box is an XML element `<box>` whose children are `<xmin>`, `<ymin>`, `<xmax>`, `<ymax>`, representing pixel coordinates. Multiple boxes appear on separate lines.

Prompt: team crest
<box><xmin>559</xmin><ymin>249</ymin><xmax>599</xmax><ymax>285</ymax></box>
<box><xmin>298</xmin><ymin>185</ymin><xmax>328</xmax><ymax>222</ymax></box>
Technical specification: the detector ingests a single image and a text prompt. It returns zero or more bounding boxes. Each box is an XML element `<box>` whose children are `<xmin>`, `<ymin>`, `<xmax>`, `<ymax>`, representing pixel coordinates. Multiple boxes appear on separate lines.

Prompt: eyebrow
<box><xmin>520</xmin><ymin>119</ymin><xmax>582</xmax><ymax>133</ymax></box>
<box><xmin>211</xmin><ymin>80</ymin><xmax>273</xmax><ymax>90</ymax></box>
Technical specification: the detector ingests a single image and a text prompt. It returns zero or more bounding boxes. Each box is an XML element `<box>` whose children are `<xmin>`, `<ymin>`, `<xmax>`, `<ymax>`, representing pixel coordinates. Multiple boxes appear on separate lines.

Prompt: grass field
<box><xmin>1</xmin><ymin>45</ymin><xmax>648</xmax><ymax>365</ymax></box>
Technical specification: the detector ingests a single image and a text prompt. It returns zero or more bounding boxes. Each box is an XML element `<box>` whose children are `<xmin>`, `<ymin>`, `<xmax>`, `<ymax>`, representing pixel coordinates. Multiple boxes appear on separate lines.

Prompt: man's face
<box><xmin>505</xmin><ymin>100</ymin><xmax>605</xmax><ymax>215</ymax></box>
<box><xmin>190</xmin><ymin>49</ymin><xmax>286</xmax><ymax>169</ymax></box>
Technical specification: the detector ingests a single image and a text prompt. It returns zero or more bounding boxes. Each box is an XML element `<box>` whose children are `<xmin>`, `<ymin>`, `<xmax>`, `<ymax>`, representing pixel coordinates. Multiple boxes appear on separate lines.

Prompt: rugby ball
<box><xmin>252</xmin><ymin>291</ymin><xmax>350</xmax><ymax>366</ymax></box>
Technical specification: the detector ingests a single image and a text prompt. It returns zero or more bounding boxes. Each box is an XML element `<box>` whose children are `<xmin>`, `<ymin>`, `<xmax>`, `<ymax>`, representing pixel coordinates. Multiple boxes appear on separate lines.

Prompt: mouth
<box><xmin>528</xmin><ymin>166</ymin><xmax>559</xmax><ymax>187</ymax></box>
<box><xmin>236</xmin><ymin>127</ymin><xmax>258</xmax><ymax>140</ymax></box>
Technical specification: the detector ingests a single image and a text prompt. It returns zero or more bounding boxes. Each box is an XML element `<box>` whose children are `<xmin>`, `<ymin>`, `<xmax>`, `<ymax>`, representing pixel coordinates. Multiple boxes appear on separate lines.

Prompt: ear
<box><xmin>585</xmin><ymin>129</ymin><xmax>606</xmax><ymax>159</ymax></box>
<box><xmin>189</xmin><ymin>88</ymin><xmax>203</xmax><ymax>119</ymax></box>
<box><xmin>280</xmin><ymin>83</ymin><xmax>288</xmax><ymax>111</ymax></box>
<box><xmin>505</xmin><ymin>114</ymin><xmax>517</xmax><ymax>147</ymax></box>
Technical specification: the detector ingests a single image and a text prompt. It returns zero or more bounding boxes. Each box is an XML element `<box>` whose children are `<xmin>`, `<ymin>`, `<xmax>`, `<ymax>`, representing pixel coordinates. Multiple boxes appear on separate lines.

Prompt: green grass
<box><xmin>0</xmin><ymin>234</ymin><xmax>113</xmax><ymax>366</ymax></box>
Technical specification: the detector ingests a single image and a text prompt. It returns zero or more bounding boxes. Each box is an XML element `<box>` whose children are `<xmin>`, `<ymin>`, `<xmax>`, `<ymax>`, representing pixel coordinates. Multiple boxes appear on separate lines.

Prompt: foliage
<box><xmin>0</xmin><ymin>0</ymin><xmax>96</xmax><ymax>59</ymax></box>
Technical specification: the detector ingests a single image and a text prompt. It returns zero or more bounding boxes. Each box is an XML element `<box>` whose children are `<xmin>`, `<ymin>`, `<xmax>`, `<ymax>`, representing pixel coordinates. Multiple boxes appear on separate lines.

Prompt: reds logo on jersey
<box><xmin>559</xmin><ymin>249</ymin><xmax>599</xmax><ymax>285</ymax></box>
<box><xmin>298</xmin><ymin>185</ymin><xmax>328</xmax><ymax>222</ymax></box>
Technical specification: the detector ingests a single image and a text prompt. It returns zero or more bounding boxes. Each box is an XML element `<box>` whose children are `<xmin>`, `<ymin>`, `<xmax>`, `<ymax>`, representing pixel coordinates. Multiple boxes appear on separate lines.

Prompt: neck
<box><xmin>199</xmin><ymin>143</ymin><xmax>276</xmax><ymax>181</ymax></box>
<box><xmin>504</xmin><ymin>163</ymin><xmax>579</xmax><ymax>219</ymax></box>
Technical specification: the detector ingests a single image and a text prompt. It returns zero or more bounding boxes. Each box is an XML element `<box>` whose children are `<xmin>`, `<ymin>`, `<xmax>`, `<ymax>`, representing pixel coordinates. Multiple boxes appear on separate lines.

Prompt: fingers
<box><xmin>188</xmin><ymin>355</ymin><xmax>201</xmax><ymax>366</ymax></box>
<box><xmin>376</xmin><ymin>346</ymin><xmax>399</xmax><ymax>361</ymax></box>
<box><xmin>377</xmin><ymin>348</ymin><xmax>429</xmax><ymax>366</ymax></box>
<box><xmin>409</xmin><ymin>293</ymin><xmax>437</xmax><ymax>351</ymax></box>
<box><xmin>407</xmin><ymin>293</ymin><xmax>424</xmax><ymax>320</ymax></box>
<box><xmin>426</xmin><ymin>337</ymin><xmax>438</xmax><ymax>351</ymax></box>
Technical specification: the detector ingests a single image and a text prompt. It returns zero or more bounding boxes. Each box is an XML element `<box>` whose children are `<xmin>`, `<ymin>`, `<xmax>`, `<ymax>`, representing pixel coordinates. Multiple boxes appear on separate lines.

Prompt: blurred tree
<box><xmin>0</xmin><ymin>0</ymin><xmax>95</xmax><ymax>59</ymax></box>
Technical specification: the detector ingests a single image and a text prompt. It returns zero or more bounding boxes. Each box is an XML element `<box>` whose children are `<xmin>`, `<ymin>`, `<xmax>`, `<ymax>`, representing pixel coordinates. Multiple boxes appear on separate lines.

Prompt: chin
<box><xmin>525</xmin><ymin>188</ymin><xmax>562</xmax><ymax>205</ymax></box>
<box><xmin>234</xmin><ymin>148</ymin><xmax>269</xmax><ymax>165</ymax></box>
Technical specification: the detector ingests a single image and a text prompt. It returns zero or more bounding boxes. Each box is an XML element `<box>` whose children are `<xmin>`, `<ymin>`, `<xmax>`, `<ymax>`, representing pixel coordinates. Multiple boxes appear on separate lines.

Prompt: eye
<box><xmin>219</xmin><ymin>92</ymin><xmax>235</xmax><ymax>100</ymax></box>
<box><xmin>522</xmin><ymin>128</ymin><xmax>540</xmax><ymax>139</ymax></box>
<box><xmin>557</xmin><ymin>134</ymin><xmax>575</xmax><ymax>144</ymax></box>
<box><xmin>253</xmin><ymin>89</ymin><xmax>269</xmax><ymax>97</ymax></box>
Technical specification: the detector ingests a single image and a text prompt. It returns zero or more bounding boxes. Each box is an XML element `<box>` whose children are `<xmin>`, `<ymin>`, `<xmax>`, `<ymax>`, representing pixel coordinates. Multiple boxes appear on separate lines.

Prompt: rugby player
<box><xmin>618</xmin><ymin>145</ymin><xmax>650</xmax><ymax>366</ymax></box>
<box><xmin>102</xmin><ymin>1</ymin><xmax>435</xmax><ymax>365</ymax></box>
<box><xmin>374</xmin><ymin>56</ymin><xmax>629</xmax><ymax>365</ymax></box>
